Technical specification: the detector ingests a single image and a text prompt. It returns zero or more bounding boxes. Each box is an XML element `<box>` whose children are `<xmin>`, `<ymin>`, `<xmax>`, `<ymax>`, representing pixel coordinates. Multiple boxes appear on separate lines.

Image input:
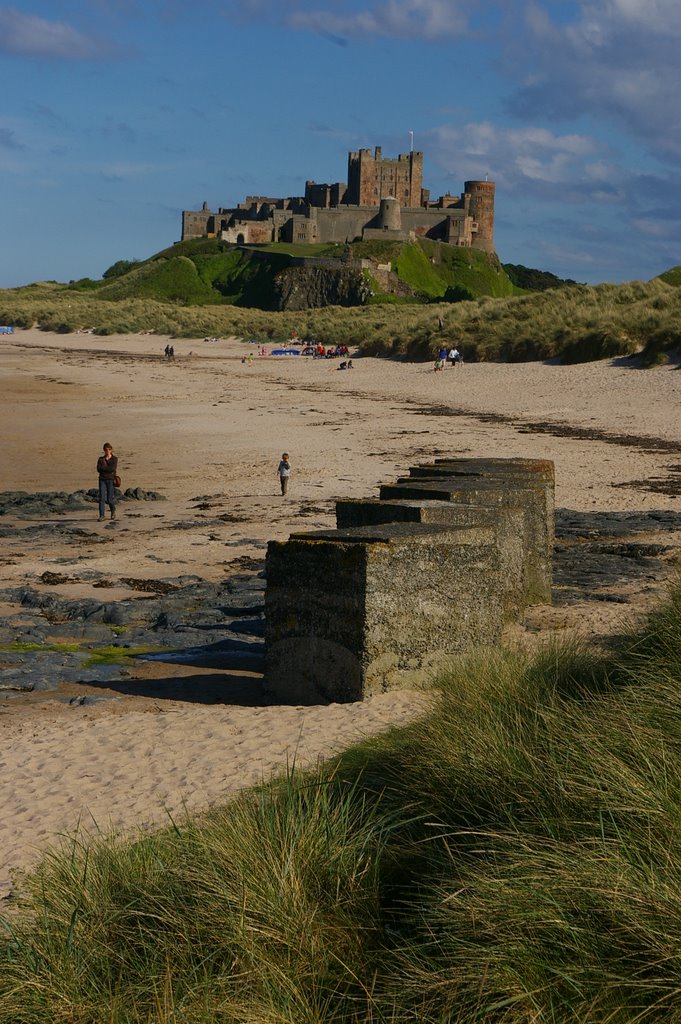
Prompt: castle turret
<box><xmin>378</xmin><ymin>196</ymin><xmax>401</xmax><ymax>231</ymax></box>
<box><xmin>464</xmin><ymin>180</ymin><xmax>495</xmax><ymax>254</ymax></box>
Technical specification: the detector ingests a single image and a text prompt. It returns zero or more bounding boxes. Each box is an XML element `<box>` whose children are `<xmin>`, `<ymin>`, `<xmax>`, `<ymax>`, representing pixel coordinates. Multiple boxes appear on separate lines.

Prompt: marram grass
<box><xmin>3</xmin><ymin>580</ymin><xmax>681</xmax><ymax>1022</ymax></box>
<box><xmin>1</xmin><ymin>270</ymin><xmax>680</xmax><ymax>364</ymax></box>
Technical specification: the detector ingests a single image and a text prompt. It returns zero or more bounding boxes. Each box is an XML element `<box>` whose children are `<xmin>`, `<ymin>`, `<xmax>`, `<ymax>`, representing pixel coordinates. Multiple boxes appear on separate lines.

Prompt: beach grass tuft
<box><xmin>3</xmin><ymin>578</ymin><xmax>681</xmax><ymax>1022</ymax></box>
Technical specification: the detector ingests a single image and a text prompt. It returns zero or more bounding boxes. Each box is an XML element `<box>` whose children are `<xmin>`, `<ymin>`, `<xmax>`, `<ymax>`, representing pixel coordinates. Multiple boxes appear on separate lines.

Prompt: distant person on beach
<box><xmin>278</xmin><ymin>453</ymin><xmax>291</xmax><ymax>496</ymax></box>
<box><xmin>449</xmin><ymin>347</ymin><xmax>462</xmax><ymax>367</ymax></box>
<box><xmin>97</xmin><ymin>443</ymin><xmax>118</xmax><ymax>521</ymax></box>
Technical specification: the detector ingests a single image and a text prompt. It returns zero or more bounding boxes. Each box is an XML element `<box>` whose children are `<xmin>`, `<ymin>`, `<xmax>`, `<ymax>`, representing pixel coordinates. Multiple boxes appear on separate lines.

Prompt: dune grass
<box><xmin>3</xmin><ymin>580</ymin><xmax>681</xmax><ymax>1022</ymax></box>
<box><xmin>1</xmin><ymin>271</ymin><xmax>679</xmax><ymax>364</ymax></box>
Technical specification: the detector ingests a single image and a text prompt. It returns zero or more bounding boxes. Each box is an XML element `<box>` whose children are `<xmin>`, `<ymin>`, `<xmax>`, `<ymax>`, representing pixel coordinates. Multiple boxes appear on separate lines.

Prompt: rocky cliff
<box><xmin>273</xmin><ymin>267</ymin><xmax>372</xmax><ymax>311</ymax></box>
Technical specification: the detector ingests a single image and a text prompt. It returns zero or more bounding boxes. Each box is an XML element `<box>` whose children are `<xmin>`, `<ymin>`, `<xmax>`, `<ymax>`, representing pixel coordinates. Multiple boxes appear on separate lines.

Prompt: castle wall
<box><xmin>305</xmin><ymin>181</ymin><xmax>347</xmax><ymax>207</ymax></box>
<box><xmin>182</xmin><ymin>209</ymin><xmax>215</xmax><ymax>239</ymax></box>
<box><xmin>201</xmin><ymin>203</ymin><xmax>479</xmax><ymax>249</ymax></box>
<box><xmin>180</xmin><ymin>148</ymin><xmax>495</xmax><ymax>253</ymax></box>
<box><xmin>465</xmin><ymin>180</ymin><xmax>495</xmax><ymax>254</ymax></box>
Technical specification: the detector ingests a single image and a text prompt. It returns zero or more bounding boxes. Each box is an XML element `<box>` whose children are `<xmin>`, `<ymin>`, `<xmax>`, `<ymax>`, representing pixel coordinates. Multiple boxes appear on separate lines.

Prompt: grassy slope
<box><xmin>2</xmin><ymin>246</ymin><xmax>681</xmax><ymax>363</ymax></box>
<box><xmin>658</xmin><ymin>265</ymin><xmax>681</xmax><ymax>286</ymax></box>
<box><xmin>74</xmin><ymin>238</ymin><xmax>518</xmax><ymax>309</ymax></box>
<box><xmin>395</xmin><ymin>240</ymin><xmax>517</xmax><ymax>300</ymax></box>
<box><xmin>2</xmin><ymin>582</ymin><xmax>681</xmax><ymax>1022</ymax></box>
<box><xmin>96</xmin><ymin>243</ymin><xmax>290</xmax><ymax>309</ymax></box>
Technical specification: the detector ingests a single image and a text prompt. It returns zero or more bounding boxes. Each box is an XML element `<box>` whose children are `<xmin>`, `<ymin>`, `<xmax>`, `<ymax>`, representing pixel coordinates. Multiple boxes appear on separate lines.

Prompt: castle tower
<box><xmin>464</xmin><ymin>180</ymin><xmax>495</xmax><ymax>254</ymax></box>
<box><xmin>378</xmin><ymin>196</ymin><xmax>401</xmax><ymax>231</ymax></box>
<box><xmin>347</xmin><ymin>146</ymin><xmax>424</xmax><ymax>207</ymax></box>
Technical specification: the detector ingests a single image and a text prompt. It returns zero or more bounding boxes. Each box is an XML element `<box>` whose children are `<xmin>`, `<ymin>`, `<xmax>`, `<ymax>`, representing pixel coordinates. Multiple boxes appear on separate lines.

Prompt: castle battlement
<box><xmin>181</xmin><ymin>146</ymin><xmax>494</xmax><ymax>253</ymax></box>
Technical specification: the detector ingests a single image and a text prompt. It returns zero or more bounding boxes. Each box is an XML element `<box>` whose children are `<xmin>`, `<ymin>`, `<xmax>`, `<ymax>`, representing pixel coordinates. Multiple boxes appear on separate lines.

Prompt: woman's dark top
<box><xmin>97</xmin><ymin>454</ymin><xmax>118</xmax><ymax>481</ymax></box>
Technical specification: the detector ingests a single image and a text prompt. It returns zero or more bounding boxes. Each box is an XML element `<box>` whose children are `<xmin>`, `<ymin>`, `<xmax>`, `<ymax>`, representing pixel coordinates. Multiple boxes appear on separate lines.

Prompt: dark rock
<box><xmin>0</xmin><ymin>675</ymin><xmax>35</xmax><ymax>692</ymax></box>
<box><xmin>123</xmin><ymin>487</ymin><xmax>166</xmax><ymax>501</ymax></box>
<box><xmin>65</xmin><ymin>695</ymin><xmax>121</xmax><ymax>707</ymax></box>
<box><xmin>226</xmin><ymin>617</ymin><xmax>266</xmax><ymax>637</ymax></box>
<box><xmin>0</xmin><ymin>487</ymin><xmax>166</xmax><ymax>518</ymax></box>
<box><xmin>273</xmin><ymin>266</ymin><xmax>372</xmax><ymax>311</ymax></box>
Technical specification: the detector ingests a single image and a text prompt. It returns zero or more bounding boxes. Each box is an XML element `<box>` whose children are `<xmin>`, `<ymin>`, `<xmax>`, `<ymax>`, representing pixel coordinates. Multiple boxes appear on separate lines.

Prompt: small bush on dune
<box><xmin>560</xmin><ymin>327</ymin><xmax>638</xmax><ymax>363</ymax></box>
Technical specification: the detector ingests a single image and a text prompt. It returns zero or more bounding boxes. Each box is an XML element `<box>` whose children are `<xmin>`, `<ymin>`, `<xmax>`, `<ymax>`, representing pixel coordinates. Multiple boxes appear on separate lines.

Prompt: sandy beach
<box><xmin>1</xmin><ymin>329</ymin><xmax>680</xmax><ymax>894</ymax></box>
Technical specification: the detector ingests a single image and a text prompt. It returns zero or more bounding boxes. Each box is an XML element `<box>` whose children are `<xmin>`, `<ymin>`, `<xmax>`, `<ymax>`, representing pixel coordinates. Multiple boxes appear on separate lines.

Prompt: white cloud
<box><xmin>631</xmin><ymin>216</ymin><xmax>680</xmax><ymax>240</ymax></box>
<box><xmin>427</xmin><ymin>121</ymin><xmax>613</xmax><ymax>197</ymax></box>
<box><xmin>286</xmin><ymin>0</ymin><xmax>472</xmax><ymax>40</ymax></box>
<box><xmin>508</xmin><ymin>0</ymin><xmax>681</xmax><ymax>163</ymax></box>
<box><xmin>0</xmin><ymin>6</ymin><xmax>111</xmax><ymax>59</ymax></box>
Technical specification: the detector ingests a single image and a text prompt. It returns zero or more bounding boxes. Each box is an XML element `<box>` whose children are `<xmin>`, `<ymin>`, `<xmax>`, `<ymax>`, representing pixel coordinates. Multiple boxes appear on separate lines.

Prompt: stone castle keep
<box><xmin>265</xmin><ymin>457</ymin><xmax>554</xmax><ymax>704</ymax></box>
<box><xmin>182</xmin><ymin>146</ymin><xmax>495</xmax><ymax>253</ymax></box>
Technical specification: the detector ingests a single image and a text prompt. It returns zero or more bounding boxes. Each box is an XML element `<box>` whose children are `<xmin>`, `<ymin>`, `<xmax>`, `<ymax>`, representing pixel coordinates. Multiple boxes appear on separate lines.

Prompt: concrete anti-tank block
<box><xmin>265</xmin><ymin>522</ymin><xmax>504</xmax><ymax>705</ymax></box>
<box><xmin>335</xmin><ymin>497</ymin><xmax>524</xmax><ymax>622</ymax></box>
<box><xmin>379</xmin><ymin>476</ymin><xmax>552</xmax><ymax>606</ymax></box>
<box><xmin>412</xmin><ymin>459</ymin><xmax>555</xmax><ymax>542</ymax></box>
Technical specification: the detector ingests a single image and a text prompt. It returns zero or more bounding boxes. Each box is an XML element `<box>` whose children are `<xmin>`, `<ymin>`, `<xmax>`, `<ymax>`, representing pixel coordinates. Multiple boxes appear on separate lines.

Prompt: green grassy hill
<box><xmin>69</xmin><ymin>238</ymin><xmax>519</xmax><ymax>310</ymax></box>
<box><xmin>95</xmin><ymin>243</ymin><xmax>290</xmax><ymax>309</ymax></box>
<box><xmin>385</xmin><ymin>239</ymin><xmax>517</xmax><ymax>301</ymax></box>
<box><xmin>657</xmin><ymin>265</ymin><xmax>681</xmax><ymax>286</ymax></box>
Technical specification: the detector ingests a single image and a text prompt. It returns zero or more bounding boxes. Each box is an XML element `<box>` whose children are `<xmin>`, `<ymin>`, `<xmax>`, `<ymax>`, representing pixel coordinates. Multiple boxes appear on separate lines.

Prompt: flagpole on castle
<box><xmin>409</xmin><ymin>130</ymin><xmax>414</xmax><ymax>152</ymax></box>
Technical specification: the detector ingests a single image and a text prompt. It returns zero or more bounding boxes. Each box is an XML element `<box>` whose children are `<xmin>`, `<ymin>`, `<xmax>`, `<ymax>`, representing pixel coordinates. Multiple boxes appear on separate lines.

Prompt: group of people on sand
<box><xmin>434</xmin><ymin>345</ymin><xmax>463</xmax><ymax>371</ymax></box>
<box><xmin>313</xmin><ymin>343</ymin><xmax>350</xmax><ymax>359</ymax></box>
<box><xmin>163</xmin><ymin>344</ymin><xmax>175</xmax><ymax>359</ymax></box>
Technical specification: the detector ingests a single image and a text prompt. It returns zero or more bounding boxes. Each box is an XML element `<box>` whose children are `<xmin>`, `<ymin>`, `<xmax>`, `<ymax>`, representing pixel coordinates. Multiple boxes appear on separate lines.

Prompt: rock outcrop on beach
<box><xmin>0</xmin><ymin>568</ymin><xmax>265</xmax><ymax>698</ymax></box>
<box><xmin>0</xmin><ymin>488</ymin><xmax>166</xmax><ymax>518</ymax></box>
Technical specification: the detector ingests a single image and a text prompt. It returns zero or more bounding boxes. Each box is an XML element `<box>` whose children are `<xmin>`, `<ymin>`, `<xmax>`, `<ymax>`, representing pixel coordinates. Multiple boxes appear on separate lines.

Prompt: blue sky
<box><xmin>1</xmin><ymin>0</ymin><xmax>680</xmax><ymax>287</ymax></box>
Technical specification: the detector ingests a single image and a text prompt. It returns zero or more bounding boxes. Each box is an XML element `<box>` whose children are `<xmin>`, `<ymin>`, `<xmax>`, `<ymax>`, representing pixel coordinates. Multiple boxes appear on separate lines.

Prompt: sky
<box><xmin>1</xmin><ymin>0</ymin><xmax>680</xmax><ymax>288</ymax></box>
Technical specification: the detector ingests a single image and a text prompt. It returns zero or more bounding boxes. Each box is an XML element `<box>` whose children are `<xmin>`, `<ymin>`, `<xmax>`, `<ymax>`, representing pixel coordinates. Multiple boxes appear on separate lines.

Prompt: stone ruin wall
<box><xmin>265</xmin><ymin>458</ymin><xmax>555</xmax><ymax>704</ymax></box>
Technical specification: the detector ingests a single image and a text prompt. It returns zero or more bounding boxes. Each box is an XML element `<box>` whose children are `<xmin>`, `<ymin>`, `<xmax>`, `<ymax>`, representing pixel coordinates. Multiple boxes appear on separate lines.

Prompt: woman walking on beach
<box><xmin>97</xmin><ymin>442</ymin><xmax>118</xmax><ymax>521</ymax></box>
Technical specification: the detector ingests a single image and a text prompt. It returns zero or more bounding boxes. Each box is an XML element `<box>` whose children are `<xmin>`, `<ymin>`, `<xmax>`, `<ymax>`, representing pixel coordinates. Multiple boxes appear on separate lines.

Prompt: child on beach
<box><xmin>278</xmin><ymin>453</ymin><xmax>291</xmax><ymax>495</ymax></box>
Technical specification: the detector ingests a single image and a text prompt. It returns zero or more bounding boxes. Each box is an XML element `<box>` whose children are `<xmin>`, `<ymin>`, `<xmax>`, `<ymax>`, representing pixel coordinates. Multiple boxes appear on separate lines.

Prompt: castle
<box><xmin>181</xmin><ymin>146</ymin><xmax>495</xmax><ymax>253</ymax></box>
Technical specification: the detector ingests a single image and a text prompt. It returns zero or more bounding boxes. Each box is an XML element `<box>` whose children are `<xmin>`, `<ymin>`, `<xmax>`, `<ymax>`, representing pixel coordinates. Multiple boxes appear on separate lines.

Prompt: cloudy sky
<box><xmin>1</xmin><ymin>0</ymin><xmax>680</xmax><ymax>287</ymax></box>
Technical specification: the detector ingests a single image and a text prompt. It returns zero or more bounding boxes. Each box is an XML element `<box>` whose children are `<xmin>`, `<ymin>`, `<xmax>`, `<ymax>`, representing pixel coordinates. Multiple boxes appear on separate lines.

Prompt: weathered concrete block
<box><xmin>335</xmin><ymin>497</ymin><xmax>524</xmax><ymax>621</ymax></box>
<box><xmin>412</xmin><ymin>458</ymin><xmax>555</xmax><ymax>543</ymax></box>
<box><xmin>379</xmin><ymin>476</ymin><xmax>552</xmax><ymax>605</ymax></box>
<box><xmin>265</xmin><ymin>522</ymin><xmax>504</xmax><ymax>704</ymax></box>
